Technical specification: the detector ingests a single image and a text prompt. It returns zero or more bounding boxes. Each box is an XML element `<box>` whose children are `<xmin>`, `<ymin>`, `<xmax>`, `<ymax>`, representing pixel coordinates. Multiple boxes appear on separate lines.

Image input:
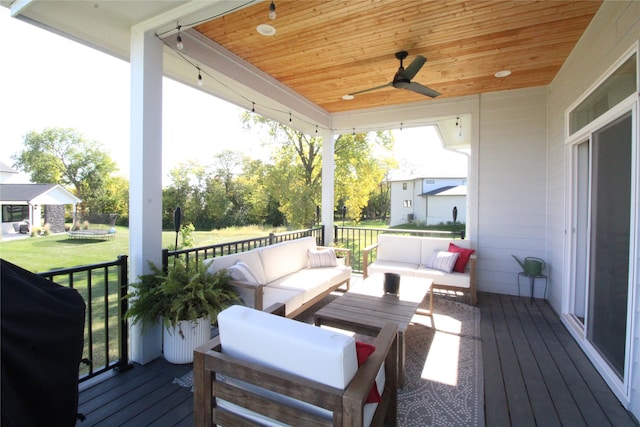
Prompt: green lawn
<box><xmin>0</xmin><ymin>221</ymin><xmax>463</xmax><ymax>273</ymax></box>
<box><xmin>0</xmin><ymin>225</ymin><xmax>288</xmax><ymax>273</ymax></box>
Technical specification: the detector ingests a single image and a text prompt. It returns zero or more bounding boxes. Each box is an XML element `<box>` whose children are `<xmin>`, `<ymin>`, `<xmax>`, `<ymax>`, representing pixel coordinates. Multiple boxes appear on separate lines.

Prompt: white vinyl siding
<box><xmin>476</xmin><ymin>86</ymin><xmax>548</xmax><ymax>296</ymax></box>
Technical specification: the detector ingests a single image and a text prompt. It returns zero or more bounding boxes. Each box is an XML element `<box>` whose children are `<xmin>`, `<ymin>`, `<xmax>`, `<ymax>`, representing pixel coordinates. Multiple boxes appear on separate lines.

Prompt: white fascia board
<box><xmin>8</xmin><ymin>0</ymin><xmax>32</xmax><ymax>17</ymax></box>
<box><xmin>162</xmin><ymin>28</ymin><xmax>331</xmax><ymax>135</ymax></box>
<box><xmin>331</xmin><ymin>95</ymin><xmax>480</xmax><ymax>135</ymax></box>
<box><xmin>133</xmin><ymin>1</ymin><xmax>261</xmax><ymax>37</ymax></box>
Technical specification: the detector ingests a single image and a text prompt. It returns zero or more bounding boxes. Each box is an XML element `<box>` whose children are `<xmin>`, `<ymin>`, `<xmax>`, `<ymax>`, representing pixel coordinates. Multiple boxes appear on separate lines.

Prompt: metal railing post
<box><xmin>115</xmin><ymin>255</ymin><xmax>132</xmax><ymax>372</ymax></box>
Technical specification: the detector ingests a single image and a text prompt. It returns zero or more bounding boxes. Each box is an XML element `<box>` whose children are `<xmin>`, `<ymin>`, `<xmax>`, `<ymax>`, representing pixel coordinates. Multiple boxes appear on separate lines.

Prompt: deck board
<box><xmin>500</xmin><ymin>294</ymin><xmax>560</xmax><ymax>426</ymax></box>
<box><xmin>76</xmin><ymin>290</ymin><xmax>637</xmax><ymax>426</ymax></box>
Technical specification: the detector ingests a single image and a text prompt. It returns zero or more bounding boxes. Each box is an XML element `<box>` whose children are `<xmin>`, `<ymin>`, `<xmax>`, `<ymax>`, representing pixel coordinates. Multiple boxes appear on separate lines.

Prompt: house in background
<box><xmin>388</xmin><ymin>174</ymin><xmax>466</xmax><ymax>227</ymax></box>
<box><xmin>0</xmin><ymin>162</ymin><xmax>81</xmax><ymax>236</ymax></box>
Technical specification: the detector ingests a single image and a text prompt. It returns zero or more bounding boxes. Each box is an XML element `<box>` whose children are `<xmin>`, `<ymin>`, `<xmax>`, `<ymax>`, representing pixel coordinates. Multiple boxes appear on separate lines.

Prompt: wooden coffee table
<box><xmin>313</xmin><ymin>273</ymin><xmax>432</xmax><ymax>387</ymax></box>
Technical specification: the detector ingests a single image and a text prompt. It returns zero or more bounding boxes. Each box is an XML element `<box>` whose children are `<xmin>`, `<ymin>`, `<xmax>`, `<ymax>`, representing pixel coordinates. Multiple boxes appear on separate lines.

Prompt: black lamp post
<box><xmin>452</xmin><ymin>206</ymin><xmax>457</xmax><ymax>237</ymax></box>
<box><xmin>173</xmin><ymin>207</ymin><xmax>182</xmax><ymax>265</ymax></box>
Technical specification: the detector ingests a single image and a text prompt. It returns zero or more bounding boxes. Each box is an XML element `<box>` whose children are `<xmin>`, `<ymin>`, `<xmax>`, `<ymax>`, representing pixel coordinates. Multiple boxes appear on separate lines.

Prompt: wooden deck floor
<box><xmin>76</xmin><ymin>292</ymin><xmax>638</xmax><ymax>426</ymax></box>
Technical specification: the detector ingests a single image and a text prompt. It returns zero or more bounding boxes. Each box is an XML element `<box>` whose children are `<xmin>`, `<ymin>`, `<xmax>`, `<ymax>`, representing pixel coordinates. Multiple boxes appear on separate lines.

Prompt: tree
<box><xmin>333</xmin><ymin>132</ymin><xmax>395</xmax><ymax>222</ymax></box>
<box><xmin>12</xmin><ymin>127</ymin><xmax>119</xmax><ymax>215</ymax></box>
<box><xmin>241</xmin><ymin>113</ymin><xmax>395</xmax><ymax>226</ymax></box>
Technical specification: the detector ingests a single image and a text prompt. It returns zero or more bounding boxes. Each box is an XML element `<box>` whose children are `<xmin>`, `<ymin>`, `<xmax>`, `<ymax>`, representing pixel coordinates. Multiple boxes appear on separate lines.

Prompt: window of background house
<box><xmin>2</xmin><ymin>205</ymin><xmax>29</xmax><ymax>223</ymax></box>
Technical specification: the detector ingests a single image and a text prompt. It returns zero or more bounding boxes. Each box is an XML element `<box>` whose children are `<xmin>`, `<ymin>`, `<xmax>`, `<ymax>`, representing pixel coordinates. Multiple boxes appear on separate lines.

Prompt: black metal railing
<box><xmin>163</xmin><ymin>226</ymin><xmax>324</xmax><ymax>268</ymax></box>
<box><xmin>39</xmin><ymin>255</ymin><xmax>131</xmax><ymax>383</ymax></box>
<box><xmin>33</xmin><ymin>224</ymin><xmax>462</xmax><ymax>383</ymax></box>
<box><xmin>334</xmin><ymin>226</ymin><xmax>463</xmax><ymax>273</ymax></box>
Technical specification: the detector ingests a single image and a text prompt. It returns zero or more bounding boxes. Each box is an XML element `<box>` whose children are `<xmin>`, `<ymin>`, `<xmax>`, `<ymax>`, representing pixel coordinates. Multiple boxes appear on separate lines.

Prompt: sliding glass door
<box><xmin>567</xmin><ymin>51</ymin><xmax>637</xmax><ymax>393</ymax></box>
<box><xmin>586</xmin><ymin>112</ymin><xmax>632</xmax><ymax>379</ymax></box>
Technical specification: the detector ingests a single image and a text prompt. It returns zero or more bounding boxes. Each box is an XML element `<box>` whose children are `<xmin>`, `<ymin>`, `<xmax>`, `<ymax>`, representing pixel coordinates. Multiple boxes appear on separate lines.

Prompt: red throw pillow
<box><xmin>448</xmin><ymin>243</ymin><xmax>475</xmax><ymax>273</ymax></box>
<box><xmin>355</xmin><ymin>341</ymin><xmax>382</xmax><ymax>403</ymax></box>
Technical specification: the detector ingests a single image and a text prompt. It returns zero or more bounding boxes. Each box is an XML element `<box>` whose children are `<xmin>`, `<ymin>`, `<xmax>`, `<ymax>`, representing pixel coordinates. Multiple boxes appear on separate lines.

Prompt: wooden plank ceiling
<box><xmin>195</xmin><ymin>0</ymin><xmax>602</xmax><ymax>113</ymax></box>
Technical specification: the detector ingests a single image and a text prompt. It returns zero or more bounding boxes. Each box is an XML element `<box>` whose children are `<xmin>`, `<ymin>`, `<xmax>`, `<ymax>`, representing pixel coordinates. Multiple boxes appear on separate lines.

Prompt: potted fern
<box><xmin>125</xmin><ymin>257</ymin><xmax>241</xmax><ymax>364</ymax></box>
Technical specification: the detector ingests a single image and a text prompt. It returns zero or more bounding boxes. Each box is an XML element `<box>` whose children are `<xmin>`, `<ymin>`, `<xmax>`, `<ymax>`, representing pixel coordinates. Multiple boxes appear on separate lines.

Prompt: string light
<box><xmin>158</xmin><ymin>33</ymin><xmax>450</xmax><ymax>137</ymax></box>
<box><xmin>176</xmin><ymin>25</ymin><xmax>184</xmax><ymax>50</ymax></box>
<box><xmin>269</xmin><ymin>1</ymin><xmax>276</xmax><ymax>19</ymax></box>
<box><xmin>456</xmin><ymin>116</ymin><xmax>462</xmax><ymax>136</ymax></box>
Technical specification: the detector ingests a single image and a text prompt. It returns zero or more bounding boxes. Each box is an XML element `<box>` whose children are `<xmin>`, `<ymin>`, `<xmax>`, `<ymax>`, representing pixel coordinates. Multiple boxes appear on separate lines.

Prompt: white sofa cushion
<box><xmin>368</xmin><ymin>260</ymin><xmax>420</xmax><ymax>277</ymax></box>
<box><xmin>267</xmin><ymin>266</ymin><xmax>351</xmax><ymax>303</ymax></box>
<box><xmin>235</xmin><ymin>286</ymin><xmax>305</xmax><ymax>313</ymax></box>
<box><xmin>205</xmin><ymin>250</ymin><xmax>266</xmax><ymax>284</ymax></box>
<box><xmin>217</xmin><ymin>305</ymin><xmax>381</xmax><ymax>427</ymax></box>
<box><xmin>415</xmin><ymin>267</ymin><xmax>471</xmax><ymax>288</ymax></box>
<box><xmin>259</xmin><ymin>237</ymin><xmax>316</xmax><ymax>284</ymax></box>
<box><xmin>218</xmin><ymin>305</ymin><xmax>358</xmax><ymax>388</ymax></box>
<box><xmin>377</xmin><ymin>234</ymin><xmax>422</xmax><ymax>265</ymax></box>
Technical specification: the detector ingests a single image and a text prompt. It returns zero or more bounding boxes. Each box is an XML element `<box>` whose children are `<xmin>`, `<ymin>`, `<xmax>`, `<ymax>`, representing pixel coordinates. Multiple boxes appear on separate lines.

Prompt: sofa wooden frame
<box><xmin>193</xmin><ymin>304</ymin><xmax>398</xmax><ymax>427</ymax></box>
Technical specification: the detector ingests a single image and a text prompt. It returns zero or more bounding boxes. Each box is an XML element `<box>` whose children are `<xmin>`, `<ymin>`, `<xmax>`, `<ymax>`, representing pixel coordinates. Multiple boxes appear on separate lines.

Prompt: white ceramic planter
<box><xmin>163</xmin><ymin>317</ymin><xmax>211</xmax><ymax>364</ymax></box>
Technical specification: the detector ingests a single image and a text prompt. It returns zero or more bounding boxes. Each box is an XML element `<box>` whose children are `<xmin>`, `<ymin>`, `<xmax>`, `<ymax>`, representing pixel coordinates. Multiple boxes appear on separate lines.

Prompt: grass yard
<box><xmin>0</xmin><ymin>225</ymin><xmax>290</xmax><ymax>273</ymax></box>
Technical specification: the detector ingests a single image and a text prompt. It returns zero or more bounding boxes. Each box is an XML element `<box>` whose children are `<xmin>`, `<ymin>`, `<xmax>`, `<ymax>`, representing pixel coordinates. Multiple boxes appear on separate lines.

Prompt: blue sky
<box><xmin>0</xmin><ymin>9</ymin><xmax>466</xmax><ymax>184</ymax></box>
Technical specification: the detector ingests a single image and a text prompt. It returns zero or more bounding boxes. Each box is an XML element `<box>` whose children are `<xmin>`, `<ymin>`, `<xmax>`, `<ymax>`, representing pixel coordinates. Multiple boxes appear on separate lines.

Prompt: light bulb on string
<box><xmin>269</xmin><ymin>1</ymin><xmax>276</xmax><ymax>19</ymax></box>
<box><xmin>176</xmin><ymin>25</ymin><xmax>184</xmax><ymax>50</ymax></box>
<box><xmin>197</xmin><ymin>68</ymin><xmax>203</xmax><ymax>86</ymax></box>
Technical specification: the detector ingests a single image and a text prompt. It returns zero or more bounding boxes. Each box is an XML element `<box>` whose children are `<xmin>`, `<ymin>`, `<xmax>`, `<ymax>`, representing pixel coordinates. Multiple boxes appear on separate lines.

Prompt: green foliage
<box><xmin>239</xmin><ymin>113</ymin><xmax>395</xmax><ymax>227</ymax></box>
<box><xmin>179</xmin><ymin>223</ymin><xmax>195</xmax><ymax>248</ymax></box>
<box><xmin>125</xmin><ymin>258</ymin><xmax>242</xmax><ymax>330</ymax></box>
<box><xmin>11</xmin><ymin>127</ymin><xmax>124</xmax><ymax>217</ymax></box>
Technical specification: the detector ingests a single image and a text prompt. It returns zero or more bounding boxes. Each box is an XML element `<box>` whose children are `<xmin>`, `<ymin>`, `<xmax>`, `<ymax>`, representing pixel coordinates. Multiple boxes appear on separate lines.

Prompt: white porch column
<box><xmin>321</xmin><ymin>130</ymin><xmax>335</xmax><ymax>245</ymax></box>
<box><xmin>128</xmin><ymin>28</ymin><xmax>163</xmax><ymax>364</ymax></box>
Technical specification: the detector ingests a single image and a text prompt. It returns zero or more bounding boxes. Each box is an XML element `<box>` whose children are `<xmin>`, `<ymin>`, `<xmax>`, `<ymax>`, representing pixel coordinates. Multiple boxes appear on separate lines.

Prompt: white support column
<box><xmin>321</xmin><ymin>130</ymin><xmax>336</xmax><ymax>245</ymax></box>
<box><xmin>128</xmin><ymin>28</ymin><xmax>164</xmax><ymax>364</ymax></box>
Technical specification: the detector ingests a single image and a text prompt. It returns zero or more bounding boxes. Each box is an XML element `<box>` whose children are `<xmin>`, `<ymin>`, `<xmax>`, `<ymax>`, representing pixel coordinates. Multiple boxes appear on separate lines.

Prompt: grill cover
<box><xmin>1</xmin><ymin>259</ymin><xmax>86</xmax><ymax>427</ymax></box>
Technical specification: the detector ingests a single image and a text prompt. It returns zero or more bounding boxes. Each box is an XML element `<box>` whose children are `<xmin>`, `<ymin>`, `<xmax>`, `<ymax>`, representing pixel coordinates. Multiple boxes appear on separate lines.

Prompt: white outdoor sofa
<box><xmin>362</xmin><ymin>234</ymin><xmax>477</xmax><ymax>305</ymax></box>
<box><xmin>193</xmin><ymin>304</ymin><xmax>398</xmax><ymax>426</ymax></box>
<box><xmin>205</xmin><ymin>236</ymin><xmax>351</xmax><ymax>318</ymax></box>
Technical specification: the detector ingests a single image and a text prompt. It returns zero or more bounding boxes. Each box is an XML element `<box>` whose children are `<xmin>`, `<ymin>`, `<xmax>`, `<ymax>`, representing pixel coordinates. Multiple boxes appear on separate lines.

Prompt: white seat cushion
<box><xmin>368</xmin><ymin>260</ymin><xmax>420</xmax><ymax>277</ymax></box>
<box><xmin>416</xmin><ymin>267</ymin><xmax>471</xmax><ymax>288</ymax></box>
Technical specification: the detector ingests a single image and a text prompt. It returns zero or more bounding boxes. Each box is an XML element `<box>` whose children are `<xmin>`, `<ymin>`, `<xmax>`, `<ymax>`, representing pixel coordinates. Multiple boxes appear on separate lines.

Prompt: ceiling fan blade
<box><xmin>403</xmin><ymin>55</ymin><xmax>426</xmax><ymax>80</ymax></box>
<box><xmin>405</xmin><ymin>82</ymin><xmax>441</xmax><ymax>98</ymax></box>
<box><xmin>348</xmin><ymin>82</ymin><xmax>392</xmax><ymax>97</ymax></box>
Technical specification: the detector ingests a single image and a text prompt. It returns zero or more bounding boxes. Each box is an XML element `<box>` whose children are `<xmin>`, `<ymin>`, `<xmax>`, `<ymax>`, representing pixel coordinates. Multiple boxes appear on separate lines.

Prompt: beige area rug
<box><xmin>397</xmin><ymin>296</ymin><xmax>483</xmax><ymax>427</ymax></box>
<box><xmin>175</xmin><ymin>294</ymin><xmax>483</xmax><ymax>426</ymax></box>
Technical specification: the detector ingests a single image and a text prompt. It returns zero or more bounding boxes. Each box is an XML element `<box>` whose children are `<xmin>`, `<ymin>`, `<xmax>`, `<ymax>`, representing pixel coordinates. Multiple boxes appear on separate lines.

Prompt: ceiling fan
<box><xmin>345</xmin><ymin>51</ymin><xmax>440</xmax><ymax>99</ymax></box>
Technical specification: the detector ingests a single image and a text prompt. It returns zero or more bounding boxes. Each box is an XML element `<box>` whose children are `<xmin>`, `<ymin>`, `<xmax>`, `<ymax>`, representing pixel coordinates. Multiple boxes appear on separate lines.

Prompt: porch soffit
<box><xmin>2</xmin><ymin>1</ymin><xmax>602</xmax><ymax>139</ymax></box>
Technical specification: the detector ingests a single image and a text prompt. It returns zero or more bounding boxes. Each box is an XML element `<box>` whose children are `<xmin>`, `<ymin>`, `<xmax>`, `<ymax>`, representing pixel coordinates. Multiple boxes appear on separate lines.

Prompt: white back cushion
<box><xmin>205</xmin><ymin>250</ymin><xmax>266</xmax><ymax>284</ymax></box>
<box><xmin>377</xmin><ymin>234</ymin><xmax>422</xmax><ymax>264</ymax></box>
<box><xmin>218</xmin><ymin>305</ymin><xmax>358</xmax><ymax>389</ymax></box>
<box><xmin>259</xmin><ymin>237</ymin><xmax>316</xmax><ymax>284</ymax></box>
